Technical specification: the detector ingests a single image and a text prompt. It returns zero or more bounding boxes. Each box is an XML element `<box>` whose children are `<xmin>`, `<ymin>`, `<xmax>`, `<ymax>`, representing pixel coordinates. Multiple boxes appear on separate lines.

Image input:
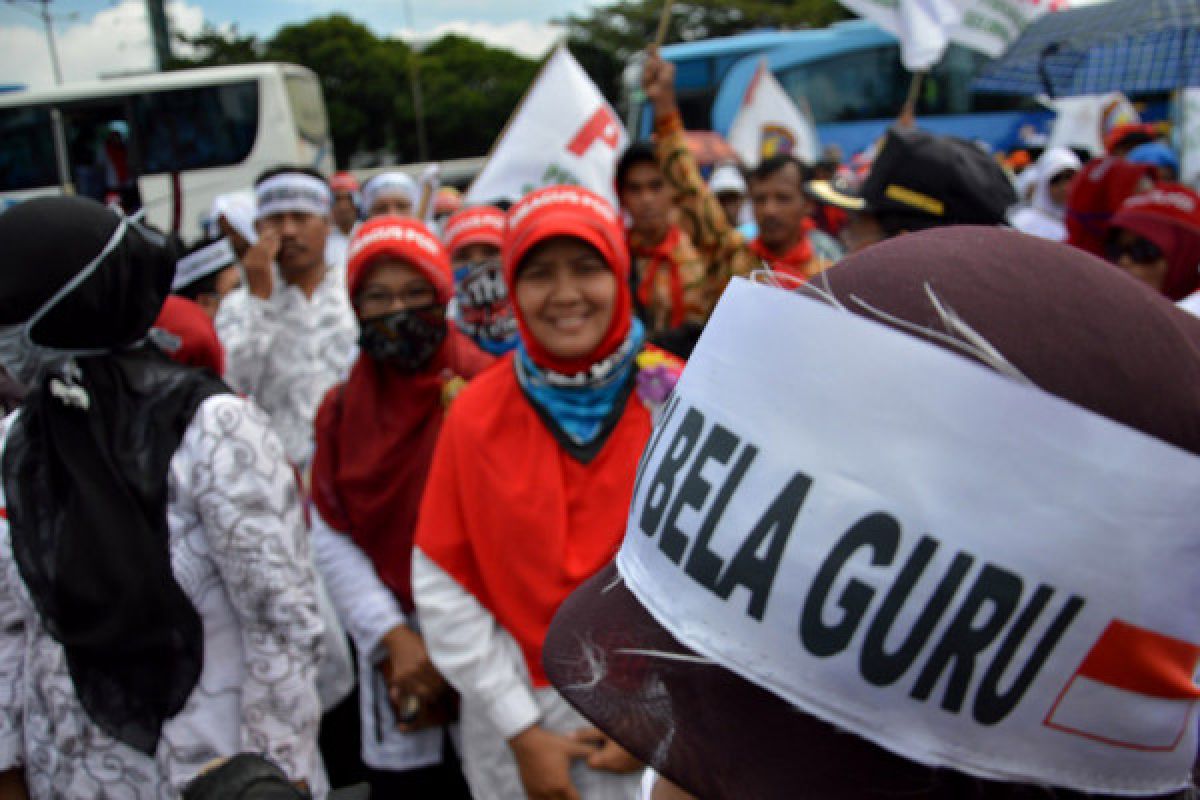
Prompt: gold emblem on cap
<box><xmin>885</xmin><ymin>185</ymin><xmax>945</xmax><ymax>216</ymax></box>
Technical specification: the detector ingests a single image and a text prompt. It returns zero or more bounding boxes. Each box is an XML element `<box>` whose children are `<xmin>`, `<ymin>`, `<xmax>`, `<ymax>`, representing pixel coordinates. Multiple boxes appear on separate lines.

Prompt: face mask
<box><xmin>454</xmin><ymin>256</ymin><xmax>518</xmax><ymax>354</ymax></box>
<box><xmin>0</xmin><ymin>212</ymin><xmax>136</xmax><ymax>386</ymax></box>
<box><xmin>357</xmin><ymin>305</ymin><xmax>447</xmax><ymax>372</ymax></box>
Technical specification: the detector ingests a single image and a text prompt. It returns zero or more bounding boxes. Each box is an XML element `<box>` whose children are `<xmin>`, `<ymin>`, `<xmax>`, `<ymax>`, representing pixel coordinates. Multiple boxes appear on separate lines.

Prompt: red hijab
<box><xmin>502</xmin><ymin>186</ymin><xmax>633</xmax><ymax>373</ymax></box>
<box><xmin>1109</xmin><ymin>184</ymin><xmax>1200</xmax><ymax>302</ymax></box>
<box><xmin>417</xmin><ymin>186</ymin><xmax>651</xmax><ymax>686</ymax></box>
<box><xmin>311</xmin><ymin>217</ymin><xmax>494</xmax><ymax>610</ymax></box>
<box><xmin>1065</xmin><ymin>157</ymin><xmax>1152</xmax><ymax>258</ymax></box>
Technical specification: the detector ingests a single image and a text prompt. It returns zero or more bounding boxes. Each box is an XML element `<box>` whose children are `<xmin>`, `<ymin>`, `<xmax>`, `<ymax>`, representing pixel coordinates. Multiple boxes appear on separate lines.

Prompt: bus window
<box><xmin>779</xmin><ymin>47</ymin><xmax>908</xmax><ymax>124</ymax></box>
<box><xmin>132</xmin><ymin>81</ymin><xmax>258</xmax><ymax>173</ymax></box>
<box><xmin>0</xmin><ymin>107</ymin><xmax>58</xmax><ymax>191</ymax></box>
<box><xmin>285</xmin><ymin>73</ymin><xmax>329</xmax><ymax>146</ymax></box>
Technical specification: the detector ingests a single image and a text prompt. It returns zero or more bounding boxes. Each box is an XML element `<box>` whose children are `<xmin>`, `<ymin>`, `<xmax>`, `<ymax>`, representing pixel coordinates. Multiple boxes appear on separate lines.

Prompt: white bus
<box><xmin>0</xmin><ymin>63</ymin><xmax>333</xmax><ymax>240</ymax></box>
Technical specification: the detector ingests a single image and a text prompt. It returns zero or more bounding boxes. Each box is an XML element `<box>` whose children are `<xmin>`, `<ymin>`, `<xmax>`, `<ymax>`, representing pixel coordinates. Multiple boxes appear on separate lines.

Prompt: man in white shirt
<box><xmin>215</xmin><ymin>167</ymin><xmax>358</xmax><ymax>469</ymax></box>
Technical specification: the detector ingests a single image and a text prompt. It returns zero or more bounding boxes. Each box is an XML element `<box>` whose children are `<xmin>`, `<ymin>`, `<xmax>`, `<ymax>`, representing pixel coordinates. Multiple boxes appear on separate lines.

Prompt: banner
<box><xmin>465</xmin><ymin>47</ymin><xmax>628</xmax><ymax>207</ymax></box>
<box><xmin>727</xmin><ymin>59</ymin><xmax>819</xmax><ymax>167</ymax></box>
<box><xmin>1180</xmin><ymin>89</ymin><xmax>1200</xmax><ymax>190</ymax></box>
<box><xmin>619</xmin><ymin>278</ymin><xmax>1200</xmax><ymax>794</ymax></box>
<box><xmin>837</xmin><ymin>0</ymin><xmax>1063</xmax><ymax>71</ymax></box>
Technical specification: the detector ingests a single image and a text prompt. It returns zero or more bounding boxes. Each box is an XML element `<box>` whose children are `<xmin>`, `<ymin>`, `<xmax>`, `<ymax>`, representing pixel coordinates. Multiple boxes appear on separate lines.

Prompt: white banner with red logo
<box><xmin>727</xmin><ymin>59</ymin><xmax>819</xmax><ymax>168</ymax></box>
<box><xmin>618</xmin><ymin>278</ymin><xmax>1200</xmax><ymax>794</ymax></box>
<box><xmin>465</xmin><ymin>46</ymin><xmax>627</xmax><ymax>208</ymax></box>
<box><xmin>837</xmin><ymin>0</ymin><xmax>1064</xmax><ymax>71</ymax></box>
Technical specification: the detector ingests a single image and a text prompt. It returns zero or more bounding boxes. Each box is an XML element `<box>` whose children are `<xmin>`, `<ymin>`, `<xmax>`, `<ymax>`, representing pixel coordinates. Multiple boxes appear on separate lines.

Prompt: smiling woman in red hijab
<box><xmin>309</xmin><ymin>215</ymin><xmax>492</xmax><ymax>796</ymax></box>
<box><xmin>413</xmin><ymin>186</ymin><xmax>682</xmax><ymax>800</ymax></box>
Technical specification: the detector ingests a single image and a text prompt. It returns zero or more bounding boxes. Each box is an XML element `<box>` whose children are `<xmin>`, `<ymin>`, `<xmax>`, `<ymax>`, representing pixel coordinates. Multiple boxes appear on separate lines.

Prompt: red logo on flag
<box><xmin>1044</xmin><ymin>620</ymin><xmax>1200</xmax><ymax>751</ymax></box>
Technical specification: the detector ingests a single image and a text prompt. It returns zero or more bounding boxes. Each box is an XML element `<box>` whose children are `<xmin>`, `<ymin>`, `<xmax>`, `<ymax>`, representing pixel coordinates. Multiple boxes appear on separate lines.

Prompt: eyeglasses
<box><xmin>1105</xmin><ymin>236</ymin><xmax>1163</xmax><ymax>266</ymax></box>
<box><xmin>357</xmin><ymin>284</ymin><xmax>438</xmax><ymax>314</ymax></box>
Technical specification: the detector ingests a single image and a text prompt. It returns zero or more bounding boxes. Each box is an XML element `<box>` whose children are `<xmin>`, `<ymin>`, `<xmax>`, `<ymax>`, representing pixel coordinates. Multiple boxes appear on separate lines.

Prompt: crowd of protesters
<box><xmin>0</xmin><ymin>41</ymin><xmax>1199</xmax><ymax>800</ymax></box>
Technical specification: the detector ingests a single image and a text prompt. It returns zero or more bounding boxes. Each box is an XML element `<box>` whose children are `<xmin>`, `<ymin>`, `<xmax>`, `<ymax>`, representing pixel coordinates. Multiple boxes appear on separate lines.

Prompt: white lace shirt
<box><xmin>215</xmin><ymin>266</ymin><xmax>358</xmax><ymax>468</ymax></box>
<box><xmin>0</xmin><ymin>395</ymin><xmax>328</xmax><ymax>799</ymax></box>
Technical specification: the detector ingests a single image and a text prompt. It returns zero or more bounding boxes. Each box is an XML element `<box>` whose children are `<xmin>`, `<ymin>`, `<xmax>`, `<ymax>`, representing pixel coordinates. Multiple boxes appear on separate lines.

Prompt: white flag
<box><xmin>837</xmin><ymin>0</ymin><xmax>1062</xmax><ymax>71</ymax></box>
<box><xmin>466</xmin><ymin>47</ymin><xmax>627</xmax><ymax>207</ymax></box>
<box><xmin>1046</xmin><ymin>92</ymin><xmax>1139</xmax><ymax>158</ymax></box>
<box><xmin>727</xmin><ymin>60</ymin><xmax>819</xmax><ymax>168</ymax></box>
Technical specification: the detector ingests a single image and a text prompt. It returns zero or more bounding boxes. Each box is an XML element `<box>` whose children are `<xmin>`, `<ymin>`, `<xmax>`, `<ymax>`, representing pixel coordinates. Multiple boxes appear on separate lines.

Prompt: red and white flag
<box><xmin>466</xmin><ymin>46</ymin><xmax>627</xmax><ymax>208</ymax></box>
<box><xmin>1045</xmin><ymin>620</ymin><xmax>1200</xmax><ymax>751</ymax></box>
<box><xmin>727</xmin><ymin>59</ymin><xmax>819</xmax><ymax>168</ymax></box>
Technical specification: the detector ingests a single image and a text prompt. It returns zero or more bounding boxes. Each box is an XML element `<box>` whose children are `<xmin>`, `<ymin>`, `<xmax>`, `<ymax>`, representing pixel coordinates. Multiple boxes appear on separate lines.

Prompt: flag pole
<box><xmin>898</xmin><ymin>70</ymin><xmax>925</xmax><ymax>129</ymax></box>
<box><xmin>654</xmin><ymin>0</ymin><xmax>676</xmax><ymax>47</ymax></box>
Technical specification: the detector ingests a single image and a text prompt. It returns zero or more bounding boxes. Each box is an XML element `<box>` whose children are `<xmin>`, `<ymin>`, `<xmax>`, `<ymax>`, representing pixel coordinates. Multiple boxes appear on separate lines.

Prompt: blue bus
<box><xmin>627</xmin><ymin>19</ymin><xmax>1051</xmax><ymax>158</ymax></box>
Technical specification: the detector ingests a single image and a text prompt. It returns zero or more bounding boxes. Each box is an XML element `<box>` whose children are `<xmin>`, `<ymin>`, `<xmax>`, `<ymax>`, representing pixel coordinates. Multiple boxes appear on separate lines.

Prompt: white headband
<box><xmin>618</xmin><ymin>278</ymin><xmax>1200</xmax><ymax>796</ymax></box>
<box><xmin>172</xmin><ymin>238</ymin><xmax>236</xmax><ymax>290</ymax></box>
<box><xmin>255</xmin><ymin>173</ymin><xmax>331</xmax><ymax>220</ymax></box>
<box><xmin>362</xmin><ymin>171</ymin><xmax>418</xmax><ymax>212</ymax></box>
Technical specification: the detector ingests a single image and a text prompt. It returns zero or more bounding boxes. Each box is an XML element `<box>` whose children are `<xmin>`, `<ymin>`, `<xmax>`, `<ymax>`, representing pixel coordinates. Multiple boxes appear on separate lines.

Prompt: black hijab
<box><xmin>0</xmin><ymin>197</ymin><xmax>229</xmax><ymax>754</ymax></box>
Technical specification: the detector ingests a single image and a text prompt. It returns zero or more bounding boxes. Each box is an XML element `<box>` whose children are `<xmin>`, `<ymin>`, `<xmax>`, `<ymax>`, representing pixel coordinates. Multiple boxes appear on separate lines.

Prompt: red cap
<box><xmin>443</xmin><ymin>206</ymin><xmax>506</xmax><ymax>258</ymax></box>
<box><xmin>1110</xmin><ymin>184</ymin><xmax>1200</xmax><ymax>301</ymax></box>
<box><xmin>1105</xmin><ymin>123</ymin><xmax>1158</xmax><ymax>154</ymax></box>
<box><xmin>503</xmin><ymin>186</ymin><xmax>632</xmax><ymax>373</ymax></box>
<box><xmin>346</xmin><ymin>215</ymin><xmax>453</xmax><ymax>303</ymax></box>
<box><xmin>151</xmin><ymin>295</ymin><xmax>225</xmax><ymax>376</ymax></box>
<box><xmin>329</xmin><ymin>171</ymin><xmax>360</xmax><ymax>194</ymax></box>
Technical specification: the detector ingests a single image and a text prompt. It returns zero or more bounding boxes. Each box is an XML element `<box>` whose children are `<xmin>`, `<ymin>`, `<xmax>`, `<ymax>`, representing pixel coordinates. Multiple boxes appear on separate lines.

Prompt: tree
<box><xmin>167</xmin><ymin>24</ymin><xmax>262</xmax><ymax>69</ymax></box>
<box><xmin>265</xmin><ymin>15</ymin><xmax>412</xmax><ymax>164</ymax></box>
<box><xmin>411</xmin><ymin>36</ymin><xmax>540</xmax><ymax>161</ymax></box>
<box><xmin>561</xmin><ymin>0</ymin><xmax>851</xmax><ymax>107</ymax></box>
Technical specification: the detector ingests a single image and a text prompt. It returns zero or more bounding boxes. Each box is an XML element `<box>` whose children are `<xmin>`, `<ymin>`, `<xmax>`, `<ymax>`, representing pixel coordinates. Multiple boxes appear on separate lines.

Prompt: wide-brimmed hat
<box><xmin>544</xmin><ymin>226</ymin><xmax>1200</xmax><ymax>799</ymax></box>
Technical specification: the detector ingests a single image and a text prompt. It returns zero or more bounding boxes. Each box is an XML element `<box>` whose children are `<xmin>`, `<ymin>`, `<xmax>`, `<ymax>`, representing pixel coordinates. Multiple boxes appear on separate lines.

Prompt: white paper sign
<box><xmin>465</xmin><ymin>47</ymin><xmax>628</xmax><ymax>208</ymax></box>
<box><xmin>727</xmin><ymin>60</ymin><xmax>820</xmax><ymax>167</ymax></box>
<box><xmin>618</xmin><ymin>278</ymin><xmax>1200</xmax><ymax>795</ymax></box>
<box><xmin>1180</xmin><ymin>89</ymin><xmax>1200</xmax><ymax>191</ymax></box>
<box><xmin>1046</xmin><ymin>92</ymin><xmax>1138</xmax><ymax>158</ymax></box>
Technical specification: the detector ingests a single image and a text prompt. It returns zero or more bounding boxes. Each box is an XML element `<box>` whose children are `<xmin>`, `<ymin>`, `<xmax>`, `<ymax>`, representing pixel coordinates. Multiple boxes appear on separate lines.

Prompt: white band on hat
<box><xmin>362</xmin><ymin>172</ymin><xmax>418</xmax><ymax>212</ymax></box>
<box><xmin>255</xmin><ymin>173</ymin><xmax>332</xmax><ymax>220</ymax></box>
<box><xmin>172</xmin><ymin>238</ymin><xmax>236</xmax><ymax>290</ymax></box>
<box><xmin>618</xmin><ymin>278</ymin><xmax>1200</xmax><ymax>795</ymax></box>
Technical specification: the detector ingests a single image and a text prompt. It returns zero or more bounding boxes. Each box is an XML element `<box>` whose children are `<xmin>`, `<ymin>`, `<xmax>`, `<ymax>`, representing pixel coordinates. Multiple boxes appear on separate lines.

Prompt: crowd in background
<box><xmin>0</xmin><ymin>43</ymin><xmax>1199</xmax><ymax>800</ymax></box>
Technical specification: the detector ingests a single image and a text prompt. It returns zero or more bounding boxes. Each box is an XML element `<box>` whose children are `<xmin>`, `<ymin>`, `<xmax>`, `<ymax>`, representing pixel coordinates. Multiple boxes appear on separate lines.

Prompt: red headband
<box><xmin>443</xmin><ymin>206</ymin><xmax>506</xmax><ymax>258</ymax></box>
<box><xmin>346</xmin><ymin>215</ymin><xmax>452</xmax><ymax>303</ymax></box>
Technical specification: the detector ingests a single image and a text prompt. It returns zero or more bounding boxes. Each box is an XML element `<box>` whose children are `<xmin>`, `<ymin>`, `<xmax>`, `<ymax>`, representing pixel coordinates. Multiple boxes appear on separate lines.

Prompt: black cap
<box><xmin>815</xmin><ymin>129</ymin><xmax>1016</xmax><ymax>226</ymax></box>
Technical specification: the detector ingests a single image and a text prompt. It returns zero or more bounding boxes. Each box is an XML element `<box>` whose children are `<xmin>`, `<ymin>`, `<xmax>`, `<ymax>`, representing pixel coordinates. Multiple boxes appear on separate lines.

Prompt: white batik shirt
<box><xmin>0</xmin><ymin>396</ymin><xmax>328</xmax><ymax>799</ymax></box>
<box><xmin>215</xmin><ymin>266</ymin><xmax>358</xmax><ymax>468</ymax></box>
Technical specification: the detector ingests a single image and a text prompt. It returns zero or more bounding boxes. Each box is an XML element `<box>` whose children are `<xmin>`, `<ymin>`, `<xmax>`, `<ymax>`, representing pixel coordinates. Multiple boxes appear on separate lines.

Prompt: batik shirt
<box><xmin>0</xmin><ymin>396</ymin><xmax>328</xmax><ymax>799</ymax></box>
<box><xmin>215</xmin><ymin>266</ymin><xmax>357</xmax><ymax>468</ymax></box>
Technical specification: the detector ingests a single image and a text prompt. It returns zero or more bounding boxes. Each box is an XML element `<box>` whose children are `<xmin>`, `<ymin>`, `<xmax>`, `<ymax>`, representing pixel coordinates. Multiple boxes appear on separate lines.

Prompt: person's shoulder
<box><xmin>444</xmin><ymin>355</ymin><xmax>520</xmax><ymax>428</ymax></box>
<box><xmin>188</xmin><ymin>392</ymin><xmax>268</xmax><ymax>437</ymax></box>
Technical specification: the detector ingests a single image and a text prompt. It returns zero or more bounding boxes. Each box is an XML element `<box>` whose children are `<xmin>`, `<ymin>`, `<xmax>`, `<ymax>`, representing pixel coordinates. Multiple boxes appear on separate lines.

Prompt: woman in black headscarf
<box><xmin>0</xmin><ymin>197</ymin><xmax>327</xmax><ymax>798</ymax></box>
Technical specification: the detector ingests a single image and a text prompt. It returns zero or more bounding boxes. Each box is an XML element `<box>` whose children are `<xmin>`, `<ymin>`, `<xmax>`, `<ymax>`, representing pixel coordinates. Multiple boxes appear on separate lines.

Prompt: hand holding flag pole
<box><xmin>654</xmin><ymin>0</ymin><xmax>676</xmax><ymax>47</ymax></box>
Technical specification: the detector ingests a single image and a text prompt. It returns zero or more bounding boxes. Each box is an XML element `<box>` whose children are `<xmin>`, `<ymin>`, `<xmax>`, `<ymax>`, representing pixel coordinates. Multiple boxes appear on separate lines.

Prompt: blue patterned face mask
<box><xmin>454</xmin><ymin>256</ymin><xmax>518</xmax><ymax>355</ymax></box>
<box><xmin>0</xmin><ymin>212</ymin><xmax>135</xmax><ymax>385</ymax></box>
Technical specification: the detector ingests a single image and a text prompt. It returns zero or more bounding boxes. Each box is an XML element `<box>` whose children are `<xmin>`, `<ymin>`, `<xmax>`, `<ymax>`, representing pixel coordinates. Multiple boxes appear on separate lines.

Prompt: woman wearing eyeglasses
<box><xmin>310</xmin><ymin>215</ymin><xmax>493</xmax><ymax>796</ymax></box>
<box><xmin>1105</xmin><ymin>185</ymin><xmax>1200</xmax><ymax>301</ymax></box>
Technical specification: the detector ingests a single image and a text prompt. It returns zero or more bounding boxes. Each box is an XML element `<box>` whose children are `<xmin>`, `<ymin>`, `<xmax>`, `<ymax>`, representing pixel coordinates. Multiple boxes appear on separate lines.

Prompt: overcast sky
<box><xmin>0</xmin><ymin>0</ymin><xmax>599</xmax><ymax>88</ymax></box>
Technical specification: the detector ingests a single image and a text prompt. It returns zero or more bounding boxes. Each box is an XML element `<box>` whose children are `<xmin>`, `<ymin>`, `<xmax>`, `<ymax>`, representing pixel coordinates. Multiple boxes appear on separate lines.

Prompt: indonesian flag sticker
<box><xmin>1045</xmin><ymin>620</ymin><xmax>1200</xmax><ymax>751</ymax></box>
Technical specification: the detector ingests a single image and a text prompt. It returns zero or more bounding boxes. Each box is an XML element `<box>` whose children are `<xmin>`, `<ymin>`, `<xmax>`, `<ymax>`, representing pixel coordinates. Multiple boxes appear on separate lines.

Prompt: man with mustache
<box><xmin>215</xmin><ymin>166</ymin><xmax>358</xmax><ymax>470</ymax></box>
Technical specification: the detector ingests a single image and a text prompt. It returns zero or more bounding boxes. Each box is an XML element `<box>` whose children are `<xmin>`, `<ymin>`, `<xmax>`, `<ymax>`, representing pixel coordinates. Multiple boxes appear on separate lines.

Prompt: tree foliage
<box><xmin>168</xmin><ymin>1</ymin><xmax>851</xmax><ymax>162</ymax></box>
<box><xmin>561</xmin><ymin>0</ymin><xmax>852</xmax><ymax>107</ymax></box>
